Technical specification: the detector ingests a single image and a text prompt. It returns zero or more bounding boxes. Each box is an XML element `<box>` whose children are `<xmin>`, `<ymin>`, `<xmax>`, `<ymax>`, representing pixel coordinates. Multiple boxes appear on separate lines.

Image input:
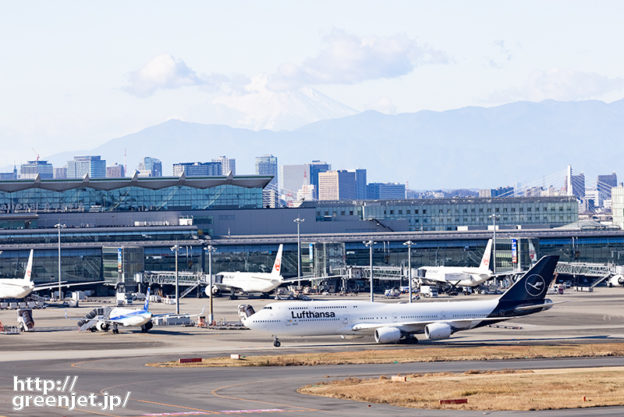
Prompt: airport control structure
<box><xmin>0</xmin><ymin>175</ymin><xmax>623</xmax><ymax>295</ymax></box>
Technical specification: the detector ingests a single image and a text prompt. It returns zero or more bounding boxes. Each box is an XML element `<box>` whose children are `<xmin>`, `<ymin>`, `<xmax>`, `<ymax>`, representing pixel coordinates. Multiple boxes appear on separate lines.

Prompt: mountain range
<box><xmin>43</xmin><ymin>99</ymin><xmax>624</xmax><ymax>189</ymax></box>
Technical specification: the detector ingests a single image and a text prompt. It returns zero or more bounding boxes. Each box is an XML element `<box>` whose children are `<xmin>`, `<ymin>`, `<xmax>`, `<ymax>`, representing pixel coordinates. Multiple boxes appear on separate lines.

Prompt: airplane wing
<box><xmin>351</xmin><ymin>317</ymin><xmax>508</xmax><ymax>332</ymax></box>
<box><xmin>34</xmin><ymin>280</ymin><xmax>106</xmax><ymax>292</ymax></box>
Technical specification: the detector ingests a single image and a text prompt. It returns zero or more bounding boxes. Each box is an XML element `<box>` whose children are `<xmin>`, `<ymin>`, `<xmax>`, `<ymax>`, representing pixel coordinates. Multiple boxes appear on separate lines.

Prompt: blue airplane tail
<box><xmin>143</xmin><ymin>287</ymin><xmax>151</xmax><ymax>311</ymax></box>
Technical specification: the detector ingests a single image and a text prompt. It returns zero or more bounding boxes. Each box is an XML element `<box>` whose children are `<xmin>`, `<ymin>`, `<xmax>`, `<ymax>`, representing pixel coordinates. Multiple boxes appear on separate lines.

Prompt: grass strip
<box><xmin>147</xmin><ymin>342</ymin><xmax>624</xmax><ymax>368</ymax></box>
<box><xmin>299</xmin><ymin>366</ymin><xmax>624</xmax><ymax>410</ymax></box>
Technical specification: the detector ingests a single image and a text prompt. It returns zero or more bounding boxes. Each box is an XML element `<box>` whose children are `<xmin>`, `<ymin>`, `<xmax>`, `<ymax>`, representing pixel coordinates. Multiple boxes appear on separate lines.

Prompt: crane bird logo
<box><xmin>525</xmin><ymin>274</ymin><xmax>546</xmax><ymax>297</ymax></box>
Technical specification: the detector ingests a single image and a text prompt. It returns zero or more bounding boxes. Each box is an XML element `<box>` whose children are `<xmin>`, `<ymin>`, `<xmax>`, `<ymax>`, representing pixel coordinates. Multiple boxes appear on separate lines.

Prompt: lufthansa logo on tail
<box><xmin>525</xmin><ymin>274</ymin><xmax>546</xmax><ymax>296</ymax></box>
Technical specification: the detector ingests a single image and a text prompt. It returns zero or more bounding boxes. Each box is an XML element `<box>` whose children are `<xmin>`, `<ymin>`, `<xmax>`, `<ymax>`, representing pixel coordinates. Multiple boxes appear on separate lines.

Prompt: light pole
<box><xmin>489</xmin><ymin>214</ymin><xmax>499</xmax><ymax>274</ymax></box>
<box><xmin>293</xmin><ymin>217</ymin><xmax>304</xmax><ymax>286</ymax></box>
<box><xmin>170</xmin><ymin>244</ymin><xmax>180</xmax><ymax>314</ymax></box>
<box><xmin>363</xmin><ymin>240</ymin><xmax>376</xmax><ymax>302</ymax></box>
<box><xmin>403</xmin><ymin>241</ymin><xmax>414</xmax><ymax>303</ymax></box>
<box><xmin>204</xmin><ymin>244</ymin><xmax>216</xmax><ymax>325</ymax></box>
<box><xmin>54</xmin><ymin>223</ymin><xmax>65</xmax><ymax>301</ymax></box>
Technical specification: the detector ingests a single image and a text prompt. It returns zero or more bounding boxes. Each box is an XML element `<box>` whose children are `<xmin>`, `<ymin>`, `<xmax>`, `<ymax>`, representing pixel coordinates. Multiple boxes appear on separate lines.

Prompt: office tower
<box><xmin>19</xmin><ymin>160</ymin><xmax>54</xmax><ymax>179</ymax></box>
<box><xmin>106</xmin><ymin>164</ymin><xmax>125</xmax><ymax>178</ymax></box>
<box><xmin>173</xmin><ymin>161</ymin><xmax>222</xmax><ymax>177</ymax></box>
<box><xmin>366</xmin><ymin>182</ymin><xmax>406</xmax><ymax>200</ymax></box>
<box><xmin>139</xmin><ymin>157</ymin><xmax>162</xmax><ymax>177</ymax></box>
<box><xmin>351</xmin><ymin>169</ymin><xmax>367</xmax><ymax>200</ymax></box>
<box><xmin>281</xmin><ymin>164</ymin><xmax>309</xmax><ymax>200</ymax></box>
<box><xmin>256</xmin><ymin>155</ymin><xmax>278</xmax><ymax>207</ymax></box>
<box><xmin>54</xmin><ymin>167</ymin><xmax>67</xmax><ymax>179</ymax></box>
<box><xmin>318</xmin><ymin>170</ymin><xmax>356</xmax><ymax>201</ymax></box>
<box><xmin>0</xmin><ymin>166</ymin><xmax>18</xmax><ymax>180</ymax></box>
<box><xmin>597</xmin><ymin>172</ymin><xmax>617</xmax><ymax>207</ymax></box>
<box><xmin>67</xmin><ymin>156</ymin><xmax>106</xmax><ymax>179</ymax></box>
<box><xmin>213</xmin><ymin>156</ymin><xmax>236</xmax><ymax>175</ymax></box>
<box><xmin>309</xmin><ymin>160</ymin><xmax>330</xmax><ymax>199</ymax></box>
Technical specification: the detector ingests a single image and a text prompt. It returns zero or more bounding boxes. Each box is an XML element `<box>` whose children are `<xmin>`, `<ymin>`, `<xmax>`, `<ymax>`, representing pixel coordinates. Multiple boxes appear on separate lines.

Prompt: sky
<box><xmin>1</xmin><ymin>1</ymin><xmax>623</xmax><ymax>175</ymax></box>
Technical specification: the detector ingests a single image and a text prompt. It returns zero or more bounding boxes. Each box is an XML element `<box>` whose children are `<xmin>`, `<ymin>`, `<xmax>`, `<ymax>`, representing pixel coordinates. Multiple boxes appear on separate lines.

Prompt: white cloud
<box><xmin>124</xmin><ymin>54</ymin><xmax>204</xmax><ymax>97</ymax></box>
<box><xmin>489</xmin><ymin>69</ymin><xmax>624</xmax><ymax>102</ymax></box>
<box><xmin>267</xmin><ymin>29</ymin><xmax>448</xmax><ymax>91</ymax></box>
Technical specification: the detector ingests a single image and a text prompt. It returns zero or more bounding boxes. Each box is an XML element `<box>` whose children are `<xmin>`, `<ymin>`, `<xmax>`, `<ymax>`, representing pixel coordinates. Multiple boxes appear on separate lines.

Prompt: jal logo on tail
<box><xmin>274</xmin><ymin>261</ymin><xmax>280</xmax><ymax>272</ymax></box>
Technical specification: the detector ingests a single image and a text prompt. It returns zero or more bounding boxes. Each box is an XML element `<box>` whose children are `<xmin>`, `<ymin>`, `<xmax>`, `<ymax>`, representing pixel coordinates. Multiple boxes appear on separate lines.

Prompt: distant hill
<box><xmin>44</xmin><ymin>99</ymin><xmax>624</xmax><ymax>189</ymax></box>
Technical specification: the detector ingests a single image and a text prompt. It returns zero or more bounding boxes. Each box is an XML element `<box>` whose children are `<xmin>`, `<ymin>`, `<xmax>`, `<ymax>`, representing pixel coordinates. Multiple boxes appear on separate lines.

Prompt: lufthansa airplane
<box><xmin>239</xmin><ymin>255</ymin><xmax>559</xmax><ymax>347</ymax></box>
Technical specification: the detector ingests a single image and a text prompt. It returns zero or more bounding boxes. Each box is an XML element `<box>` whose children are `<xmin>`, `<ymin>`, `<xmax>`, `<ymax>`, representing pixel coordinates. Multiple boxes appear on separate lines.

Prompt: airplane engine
<box><xmin>374</xmin><ymin>326</ymin><xmax>402</xmax><ymax>344</ymax></box>
<box><xmin>424</xmin><ymin>322</ymin><xmax>452</xmax><ymax>340</ymax></box>
<box><xmin>205</xmin><ymin>286</ymin><xmax>220</xmax><ymax>297</ymax></box>
<box><xmin>96</xmin><ymin>321</ymin><xmax>110</xmax><ymax>332</ymax></box>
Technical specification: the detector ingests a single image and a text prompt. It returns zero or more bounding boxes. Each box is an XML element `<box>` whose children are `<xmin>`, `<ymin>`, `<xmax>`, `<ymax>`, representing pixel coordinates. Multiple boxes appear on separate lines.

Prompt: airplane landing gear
<box><xmin>273</xmin><ymin>337</ymin><xmax>281</xmax><ymax>347</ymax></box>
<box><xmin>112</xmin><ymin>323</ymin><xmax>119</xmax><ymax>334</ymax></box>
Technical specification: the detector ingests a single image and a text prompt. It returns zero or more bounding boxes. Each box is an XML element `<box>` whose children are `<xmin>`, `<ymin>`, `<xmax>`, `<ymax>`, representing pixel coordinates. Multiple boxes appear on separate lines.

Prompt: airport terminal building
<box><xmin>0</xmin><ymin>175</ymin><xmax>622</xmax><ymax>293</ymax></box>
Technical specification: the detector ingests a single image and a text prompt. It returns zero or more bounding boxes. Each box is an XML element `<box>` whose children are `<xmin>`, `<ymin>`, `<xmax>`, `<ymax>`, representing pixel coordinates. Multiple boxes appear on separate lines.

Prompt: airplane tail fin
<box><xmin>143</xmin><ymin>287</ymin><xmax>151</xmax><ymax>311</ymax></box>
<box><xmin>479</xmin><ymin>239</ymin><xmax>493</xmax><ymax>271</ymax></box>
<box><xmin>24</xmin><ymin>249</ymin><xmax>34</xmax><ymax>282</ymax></box>
<box><xmin>271</xmin><ymin>244</ymin><xmax>284</xmax><ymax>276</ymax></box>
<box><xmin>498</xmin><ymin>255</ymin><xmax>559</xmax><ymax>303</ymax></box>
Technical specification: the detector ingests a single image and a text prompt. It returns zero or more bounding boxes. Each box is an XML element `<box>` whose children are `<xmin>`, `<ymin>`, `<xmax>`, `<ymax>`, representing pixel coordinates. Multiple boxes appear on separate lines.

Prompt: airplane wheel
<box><xmin>230</xmin><ymin>294</ymin><xmax>238</xmax><ymax>300</ymax></box>
<box><xmin>273</xmin><ymin>338</ymin><xmax>281</xmax><ymax>347</ymax></box>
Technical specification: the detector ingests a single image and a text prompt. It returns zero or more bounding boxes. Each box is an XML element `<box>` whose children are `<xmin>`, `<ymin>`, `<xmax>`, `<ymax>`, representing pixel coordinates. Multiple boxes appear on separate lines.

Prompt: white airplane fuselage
<box><xmin>217</xmin><ymin>272</ymin><xmax>283</xmax><ymax>294</ymax></box>
<box><xmin>243</xmin><ymin>298</ymin><xmax>501</xmax><ymax>337</ymax></box>
<box><xmin>0</xmin><ymin>279</ymin><xmax>35</xmax><ymax>299</ymax></box>
<box><xmin>418</xmin><ymin>266</ymin><xmax>492</xmax><ymax>287</ymax></box>
<box><xmin>108</xmin><ymin>307</ymin><xmax>152</xmax><ymax>327</ymax></box>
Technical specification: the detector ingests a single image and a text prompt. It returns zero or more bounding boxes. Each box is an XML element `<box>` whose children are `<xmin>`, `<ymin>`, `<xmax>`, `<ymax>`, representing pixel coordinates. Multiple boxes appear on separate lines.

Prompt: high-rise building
<box><xmin>106</xmin><ymin>164</ymin><xmax>125</xmax><ymax>178</ymax></box>
<box><xmin>138</xmin><ymin>157</ymin><xmax>162</xmax><ymax>177</ymax></box>
<box><xmin>318</xmin><ymin>170</ymin><xmax>356</xmax><ymax>201</ymax></box>
<box><xmin>67</xmin><ymin>156</ymin><xmax>106</xmax><ymax>179</ymax></box>
<box><xmin>256</xmin><ymin>155</ymin><xmax>278</xmax><ymax>207</ymax></box>
<box><xmin>281</xmin><ymin>164</ymin><xmax>309</xmax><ymax>200</ymax></box>
<box><xmin>19</xmin><ymin>160</ymin><xmax>53</xmax><ymax>179</ymax></box>
<box><xmin>612</xmin><ymin>185</ymin><xmax>624</xmax><ymax>229</ymax></box>
<box><xmin>367</xmin><ymin>182</ymin><xmax>406</xmax><ymax>200</ymax></box>
<box><xmin>213</xmin><ymin>156</ymin><xmax>235</xmax><ymax>175</ymax></box>
<box><xmin>0</xmin><ymin>166</ymin><xmax>17</xmax><ymax>180</ymax></box>
<box><xmin>350</xmin><ymin>169</ymin><xmax>367</xmax><ymax>200</ymax></box>
<box><xmin>173</xmin><ymin>162</ymin><xmax>222</xmax><ymax>177</ymax></box>
<box><xmin>309</xmin><ymin>160</ymin><xmax>330</xmax><ymax>199</ymax></box>
<box><xmin>54</xmin><ymin>167</ymin><xmax>67</xmax><ymax>179</ymax></box>
<box><xmin>597</xmin><ymin>172</ymin><xmax>617</xmax><ymax>207</ymax></box>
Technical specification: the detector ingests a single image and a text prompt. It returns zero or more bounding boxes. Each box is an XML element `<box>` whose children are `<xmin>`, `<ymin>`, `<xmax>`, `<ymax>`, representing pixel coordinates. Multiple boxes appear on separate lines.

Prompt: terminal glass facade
<box><xmin>0</xmin><ymin>184</ymin><xmax>262</xmax><ymax>213</ymax></box>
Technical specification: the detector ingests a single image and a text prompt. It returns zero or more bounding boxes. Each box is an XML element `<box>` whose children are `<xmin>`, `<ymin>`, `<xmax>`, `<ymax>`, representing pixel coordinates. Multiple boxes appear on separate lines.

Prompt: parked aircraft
<box><xmin>0</xmin><ymin>250</ymin><xmax>101</xmax><ymax>300</ymax></box>
<box><xmin>238</xmin><ymin>255</ymin><xmax>560</xmax><ymax>347</ymax></box>
<box><xmin>209</xmin><ymin>244</ymin><xmax>285</xmax><ymax>298</ymax></box>
<box><xmin>79</xmin><ymin>288</ymin><xmax>153</xmax><ymax>334</ymax></box>
<box><xmin>417</xmin><ymin>239</ymin><xmax>493</xmax><ymax>287</ymax></box>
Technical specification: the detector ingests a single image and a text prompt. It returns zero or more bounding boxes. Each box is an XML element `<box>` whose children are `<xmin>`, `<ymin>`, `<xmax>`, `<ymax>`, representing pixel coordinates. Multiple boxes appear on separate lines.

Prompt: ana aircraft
<box><xmin>417</xmin><ymin>239</ymin><xmax>493</xmax><ymax>287</ymax></box>
<box><xmin>239</xmin><ymin>255</ymin><xmax>560</xmax><ymax>347</ymax></box>
<box><xmin>210</xmin><ymin>244</ymin><xmax>285</xmax><ymax>298</ymax></box>
<box><xmin>0</xmin><ymin>250</ymin><xmax>101</xmax><ymax>300</ymax></box>
<box><xmin>79</xmin><ymin>288</ymin><xmax>153</xmax><ymax>334</ymax></box>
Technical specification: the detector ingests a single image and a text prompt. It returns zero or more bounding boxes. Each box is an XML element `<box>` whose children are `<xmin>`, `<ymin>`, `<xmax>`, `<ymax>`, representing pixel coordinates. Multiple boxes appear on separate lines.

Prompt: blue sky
<box><xmin>1</xmin><ymin>1</ymin><xmax>623</xmax><ymax>169</ymax></box>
